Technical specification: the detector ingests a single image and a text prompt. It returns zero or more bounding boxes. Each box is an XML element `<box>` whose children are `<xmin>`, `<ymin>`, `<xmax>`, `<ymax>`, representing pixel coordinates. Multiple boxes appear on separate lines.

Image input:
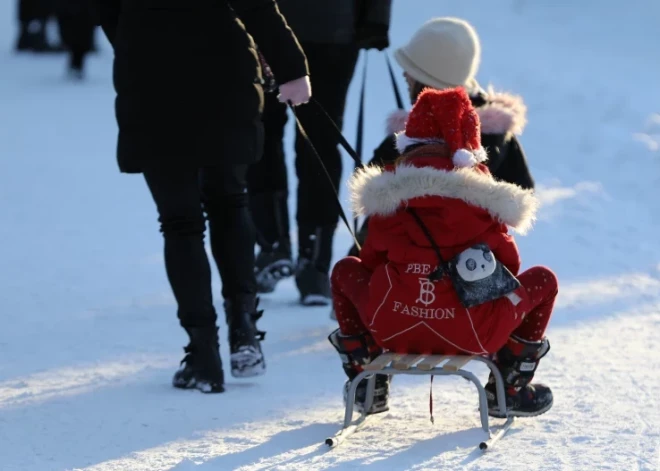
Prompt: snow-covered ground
<box><xmin>1</xmin><ymin>1</ymin><xmax>659</xmax><ymax>470</ymax></box>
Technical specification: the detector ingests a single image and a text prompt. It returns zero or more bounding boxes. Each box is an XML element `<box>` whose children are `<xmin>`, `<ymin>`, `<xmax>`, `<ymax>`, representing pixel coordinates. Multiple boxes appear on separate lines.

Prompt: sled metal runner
<box><xmin>325</xmin><ymin>353</ymin><xmax>515</xmax><ymax>451</ymax></box>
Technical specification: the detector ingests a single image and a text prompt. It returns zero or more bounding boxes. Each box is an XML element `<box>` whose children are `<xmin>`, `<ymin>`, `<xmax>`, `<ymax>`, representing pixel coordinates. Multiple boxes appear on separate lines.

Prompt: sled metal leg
<box><xmin>326</xmin><ymin>371</ymin><xmax>376</xmax><ymax>448</ymax></box>
<box><xmin>479</xmin><ymin>416</ymin><xmax>515</xmax><ymax>450</ymax></box>
<box><xmin>325</xmin><ymin>354</ymin><xmax>516</xmax><ymax>451</ymax></box>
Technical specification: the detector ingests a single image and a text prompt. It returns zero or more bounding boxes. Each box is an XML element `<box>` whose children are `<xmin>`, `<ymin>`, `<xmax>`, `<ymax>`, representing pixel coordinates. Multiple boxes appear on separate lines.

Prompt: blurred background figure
<box><xmin>15</xmin><ymin>0</ymin><xmax>61</xmax><ymax>52</ymax></box>
<box><xmin>248</xmin><ymin>0</ymin><xmax>392</xmax><ymax>306</ymax></box>
<box><xmin>55</xmin><ymin>0</ymin><xmax>97</xmax><ymax>78</ymax></box>
<box><xmin>15</xmin><ymin>0</ymin><xmax>98</xmax><ymax>78</ymax></box>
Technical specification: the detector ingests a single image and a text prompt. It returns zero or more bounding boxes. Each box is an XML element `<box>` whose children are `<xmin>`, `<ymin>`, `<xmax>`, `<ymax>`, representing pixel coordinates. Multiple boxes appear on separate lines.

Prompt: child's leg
<box><xmin>513</xmin><ymin>266</ymin><xmax>559</xmax><ymax>343</ymax></box>
<box><xmin>328</xmin><ymin>256</ymin><xmax>389</xmax><ymax>414</ymax></box>
<box><xmin>330</xmin><ymin>256</ymin><xmax>372</xmax><ymax>336</ymax></box>
<box><xmin>485</xmin><ymin>266</ymin><xmax>558</xmax><ymax>417</ymax></box>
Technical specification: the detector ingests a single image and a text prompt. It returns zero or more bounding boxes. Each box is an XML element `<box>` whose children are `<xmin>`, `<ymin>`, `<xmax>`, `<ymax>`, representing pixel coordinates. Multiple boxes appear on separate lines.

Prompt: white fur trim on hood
<box><xmin>384</xmin><ymin>91</ymin><xmax>527</xmax><ymax>137</ymax></box>
<box><xmin>348</xmin><ymin>164</ymin><xmax>538</xmax><ymax>234</ymax></box>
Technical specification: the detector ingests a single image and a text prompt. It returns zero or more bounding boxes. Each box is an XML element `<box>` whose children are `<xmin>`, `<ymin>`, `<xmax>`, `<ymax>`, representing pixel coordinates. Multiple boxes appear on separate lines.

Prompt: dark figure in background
<box><xmin>15</xmin><ymin>0</ymin><xmax>61</xmax><ymax>52</ymax></box>
<box><xmin>247</xmin><ymin>0</ymin><xmax>392</xmax><ymax>306</ymax></box>
<box><xmin>56</xmin><ymin>0</ymin><xmax>97</xmax><ymax>78</ymax></box>
<box><xmin>15</xmin><ymin>0</ymin><xmax>98</xmax><ymax>65</ymax></box>
<box><xmin>98</xmin><ymin>0</ymin><xmax>310</xmax><ymax>393</ymax></box>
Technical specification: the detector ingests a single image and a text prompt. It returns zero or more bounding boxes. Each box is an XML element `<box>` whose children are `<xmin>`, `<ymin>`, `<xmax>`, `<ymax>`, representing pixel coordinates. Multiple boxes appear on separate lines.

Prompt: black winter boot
<box><xmin>225</xmin><ymin>294</ymin><xmax>266</xmax><ymax>378</ymax></box>
<box><xmin>250</xmin><ymin>191</ymin><xmax>295</xmax><ymax>293</ymax></box>
<box><xmin>485</xmin><ymin>335</ymin><xmax>553</xmax><ymax>418</ymax></box>
<box><xmin>173</xmin><ymin>327</ymin><xmax>225</xmax><ymax>393</ymax></box>
<box><xmin>328</xmin><ymin>329</ymin><xmax>390</xmax><ymax>415</ymax></box>
<box><xmin>296</xmin><ymin>224</ymin><xmax>335</xmax><ymax>306</ymax></box>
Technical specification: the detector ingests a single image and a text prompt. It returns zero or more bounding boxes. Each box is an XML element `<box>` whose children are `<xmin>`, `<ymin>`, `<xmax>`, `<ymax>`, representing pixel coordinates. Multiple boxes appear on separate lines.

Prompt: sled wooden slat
<box><xmin>392</xmin><ymin>354</ymin><xmax>423</xmax><ymax>370</ymax></box>
<box><xmin>442</xmin><ymin>356</ymin><xmax>474</xmax><ymax>372</ymax></box>
<box><xmin>415</xmin><ymin>355</ymin><xmax>448</xmax><ymax>371</ymax></box>
<box><xmin>363</xmin><ymin>352</ymin><xmax>399</xmax><ymax>371</ymax></box>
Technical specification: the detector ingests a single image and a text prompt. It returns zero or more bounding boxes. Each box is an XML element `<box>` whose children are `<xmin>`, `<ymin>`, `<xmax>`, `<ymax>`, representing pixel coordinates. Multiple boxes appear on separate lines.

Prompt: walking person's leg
<box><xmin>202</xmin><ymin>164</ymin><xmax>267</xmax><ymax>378</ymax></box>
<box><xmin>246</xmin><ymin>92</ymin><xmax>293</xmax><ymax>293</ymax></box>
<box><xmin>16</xmin><ymin>0</ymin><xmax>53</xmax><ymax>51</ymax></box>
<box><xmin>293</xmin><ymin>42</ymin><xmax>359</xmax><ymax>306</ymax></box>
<box><xmin>143</xmin><ymin>166</ymin><xmax>225</xmax><ymax>393</ymax></box>
<box><xmin>55</xmin><ymin>0</ymin><xmax>95</xmax><ymax>79</ymax></box>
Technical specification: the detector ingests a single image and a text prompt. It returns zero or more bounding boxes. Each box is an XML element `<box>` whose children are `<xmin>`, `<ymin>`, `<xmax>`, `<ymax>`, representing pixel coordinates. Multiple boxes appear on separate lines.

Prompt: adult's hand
<box><xmin>278</xmin><ymin>76</ymin><xmax>312</xmax><ymax>106</ymax></box>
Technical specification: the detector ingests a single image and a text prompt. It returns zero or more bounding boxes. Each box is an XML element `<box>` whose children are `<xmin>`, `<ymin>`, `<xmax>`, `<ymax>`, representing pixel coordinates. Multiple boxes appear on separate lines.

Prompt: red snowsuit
<box><xmin>333</xmin><ymin>145</ymin><xmax>557</xmax><ymax>356</ymax></box>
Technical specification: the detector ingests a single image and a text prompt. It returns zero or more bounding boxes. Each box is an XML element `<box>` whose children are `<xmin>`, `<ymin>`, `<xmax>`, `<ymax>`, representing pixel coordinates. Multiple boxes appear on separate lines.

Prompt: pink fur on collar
<box><xmin>477</xmin><ymin>92</ymin><xmax>527</xmax><ymax>135</ymax></box>
<box><xmin>384</xmin><ymin>91</ymin><xmax>527</xmax><ymax>137</ymax></box>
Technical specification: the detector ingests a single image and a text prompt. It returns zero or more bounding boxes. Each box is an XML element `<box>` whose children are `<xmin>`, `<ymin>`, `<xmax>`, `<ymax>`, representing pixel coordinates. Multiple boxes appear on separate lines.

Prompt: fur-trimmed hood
<box><xmin>385</xmin><ymin>90</ymin><xmax>527</xmax><ymax>136</ymax></box>
<box><xmin>348</xmin><ymin>163</ymin><xmax>539</xmax><ymax>235</ymax></box>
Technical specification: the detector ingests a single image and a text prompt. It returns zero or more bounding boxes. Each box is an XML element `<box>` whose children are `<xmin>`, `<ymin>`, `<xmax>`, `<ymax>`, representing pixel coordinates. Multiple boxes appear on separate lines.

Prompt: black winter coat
<box><xmin>277</xmin><ymin>0</ymin><xmax>391</xmax><ymax>48</ymax></box>
<box><xmin>98</xmin><ymin>0</ymin><xmax>308</xmax><ymax>174</ymax></box>
<box><xmin>370</xmin><ymin>91</ymin><xmax>535</xmax><ymax>189</ymax></box>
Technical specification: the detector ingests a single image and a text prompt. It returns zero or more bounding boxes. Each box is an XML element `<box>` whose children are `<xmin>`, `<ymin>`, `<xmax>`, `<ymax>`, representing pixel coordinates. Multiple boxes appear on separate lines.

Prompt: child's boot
<box><xmin>328</xmin><ymin>329</ymin><xmax>390</xmax><ymax>415</ymax></box>
<box><xmin>485</xmin><ymin>335</ymin><xmax>553</xmax><ymax>417</ymax></box>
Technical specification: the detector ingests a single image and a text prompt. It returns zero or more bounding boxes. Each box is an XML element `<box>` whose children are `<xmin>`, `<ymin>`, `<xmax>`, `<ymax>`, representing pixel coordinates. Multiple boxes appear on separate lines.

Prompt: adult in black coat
<box><xmin>98</xmin><ymin>0</ymin><xmax>310</xmax><ymax>393</ymax></box>
<box><xmin>247</xmin><ymin>0</ymin><xmax>392</xmax><ymax>306</ymax></box>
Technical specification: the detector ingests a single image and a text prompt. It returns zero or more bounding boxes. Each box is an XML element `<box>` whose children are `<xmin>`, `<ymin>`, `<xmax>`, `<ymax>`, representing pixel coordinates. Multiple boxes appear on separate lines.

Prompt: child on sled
<box><xmin>328</xmin><ymin>87</ymin><xmax>558</xmax><ymax>419</ymax></box>
<box><xmin>345</xmin><ymin>16</ymin><xmax>535</xmax><ymax>259</ymax></box>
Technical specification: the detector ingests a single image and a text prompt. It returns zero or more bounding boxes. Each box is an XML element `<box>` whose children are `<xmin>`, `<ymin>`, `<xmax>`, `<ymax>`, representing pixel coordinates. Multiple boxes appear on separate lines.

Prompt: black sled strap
<box><xmin>288</xmin><ymin>104</ymin><xmax>362</xmax><ymax>250</ymax></box>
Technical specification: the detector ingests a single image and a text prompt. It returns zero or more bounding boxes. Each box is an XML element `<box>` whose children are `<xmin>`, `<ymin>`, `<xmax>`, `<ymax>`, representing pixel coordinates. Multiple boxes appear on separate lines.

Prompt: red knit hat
<box><xmin>395</xmin><ymin>87</ymin><xmax>487</xmax><ymax>167</ymax></box>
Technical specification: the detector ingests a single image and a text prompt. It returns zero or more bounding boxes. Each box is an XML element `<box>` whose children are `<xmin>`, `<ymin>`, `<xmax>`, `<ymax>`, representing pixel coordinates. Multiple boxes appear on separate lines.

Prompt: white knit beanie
<box><xmin>394</xmin><ymin>17</ymin><xmax>481</xmax><ymax>91</ymax></box>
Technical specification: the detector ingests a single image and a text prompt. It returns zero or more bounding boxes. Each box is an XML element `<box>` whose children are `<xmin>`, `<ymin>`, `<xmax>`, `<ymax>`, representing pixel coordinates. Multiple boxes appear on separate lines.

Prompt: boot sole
<box><xmin>256</xmin><ymin>260</ymin><xmax>295</xmax><ymax>293</ymax></box>
<box><xmin>230</xmin><ymin>350</ymin><xmax>267</xmax><ymax>378</ymax></box>
<box><xmin>301</xmin><ymin>294</ymin><xmax>331</xmax><ymax>306</ymax></box>
<box><xmin>488</xmin><ymin>398</ymin><xmax>553</xmax><ymax>418</ymax></box>
<box><xmin>231</xmin><ymin>361</ymin><xmax>266</xmax><ymax>378</ymax></box>
<box><xmin>173</xmin><ymin>378</ymin><xmax>225</xmax><ymax>394</ymax></box>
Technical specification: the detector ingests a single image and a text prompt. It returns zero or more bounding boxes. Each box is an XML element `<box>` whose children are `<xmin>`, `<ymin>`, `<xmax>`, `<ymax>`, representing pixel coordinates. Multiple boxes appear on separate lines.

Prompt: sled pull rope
<box><xmin>288</xmin><ymin>103</ymin><xmax>362</xmax><ymax>250</ymax></box>
<box><xmin>385</xmin><ymin>52</ymin><xmax>405</xmax><ymax>111</ymax></box>
<box><xmin>430</xmin><ymin>375</ymin><xmax>435</xmax><ymax>424</ymax></box>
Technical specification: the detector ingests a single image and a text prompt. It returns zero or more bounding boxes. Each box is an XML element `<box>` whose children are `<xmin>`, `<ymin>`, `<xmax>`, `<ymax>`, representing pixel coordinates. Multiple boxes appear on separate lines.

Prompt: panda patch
<box><xmin>456</xmin><ymin>246</ymin><xmax>497</xmax><ymax>282</ymax></box>
<box><xmin>448</xmin><ymin>243</ymin><xmax>521</xmax><ymax>308</ymax></box>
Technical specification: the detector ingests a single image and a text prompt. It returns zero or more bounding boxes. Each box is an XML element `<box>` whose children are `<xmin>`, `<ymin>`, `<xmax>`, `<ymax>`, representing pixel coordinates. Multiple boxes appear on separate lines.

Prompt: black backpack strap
<box><xmin>406</xmin><ymin>208</ymin><xmax>446</xmax><ymax>281</ymax></box>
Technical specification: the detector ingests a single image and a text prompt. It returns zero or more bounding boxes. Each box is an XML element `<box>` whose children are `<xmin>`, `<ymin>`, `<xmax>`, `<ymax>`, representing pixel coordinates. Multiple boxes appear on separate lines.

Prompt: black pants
<box><xmin>143</xmin><ymin>165</ymin><xmax>256</xmax><ymax>328</ymax></box>
<box><xmin>18</xmin><ymin>0</ymin><xmax>54</xmax><ymax>22</ymax></box>
<box><xmin>248</xmin><ymin>42</ymin><xmax>359</xmax><ymax>235</ymax></box>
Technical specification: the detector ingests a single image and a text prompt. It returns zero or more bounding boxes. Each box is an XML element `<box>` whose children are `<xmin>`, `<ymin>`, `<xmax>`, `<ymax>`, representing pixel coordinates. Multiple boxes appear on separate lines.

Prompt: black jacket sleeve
<box><xmin>229</xmin><ymin>0</ymin><xmax>309</xmax><ymax>84</ymax></box>
<box><xmin>97</xmin><ymin>0</ymin><xmax>120</xmax><ymax>47</ymax></box>
<box><xmin>355</xmin><ymin>0</ymin><xmax>392</xmax><ymax>50</ymax></box>
<box><xmin>368</xmin><ymin>134</ymin><xmax>399</xmax><ymax>167</ymax></box>
<box><xmin>494</xmin><ymin>136</ymin><xmax>535</xmax><ymax>190</ymax></box>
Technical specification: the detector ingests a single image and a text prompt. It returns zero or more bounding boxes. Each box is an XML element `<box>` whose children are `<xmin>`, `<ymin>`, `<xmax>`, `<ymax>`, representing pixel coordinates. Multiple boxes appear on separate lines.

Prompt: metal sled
<box><xmin>325</xmin><ymin>353</ymin><xmax>515</xmax><ymax>451</ymax></box>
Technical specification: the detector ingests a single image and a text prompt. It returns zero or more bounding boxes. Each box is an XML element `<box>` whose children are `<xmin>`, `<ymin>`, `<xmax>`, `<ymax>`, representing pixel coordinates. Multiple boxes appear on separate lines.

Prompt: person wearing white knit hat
<box><xmin>394</xmin><ymin>17</ymin><xmax>481</xmax><ymax>95</ymax></box>
<box><xmin>339</xmin><ymin>17</ymin><xmax>537</xmax><ymax>275</ymax></box>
